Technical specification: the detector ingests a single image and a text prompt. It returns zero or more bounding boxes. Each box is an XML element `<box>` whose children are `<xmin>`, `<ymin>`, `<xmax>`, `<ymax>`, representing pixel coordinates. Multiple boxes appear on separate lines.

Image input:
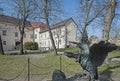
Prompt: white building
<box><xmin>34</xmin><ymin>18</ymin><xmax>77</xmax><ymax>50</ymax></box>
<box><xmin>0</xmin><ymin>14</ymin><xmax>33</xmax><ymax>50</ymax></box>
<box><xmin>0</xmin><ymin>14</ymin><xmax>77</xmax><ymax>51</ymax></box>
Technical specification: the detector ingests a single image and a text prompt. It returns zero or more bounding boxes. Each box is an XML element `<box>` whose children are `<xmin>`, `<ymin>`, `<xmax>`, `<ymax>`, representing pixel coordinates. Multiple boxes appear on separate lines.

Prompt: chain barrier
<box><xmin>30</xmin><ymin>62</ymin><xmax>52</xmax><ymax>69</ymax></box>
<box><xmin>1</xmin><ymin>52</ymin><xmax>119</xmax><ymax>81</ymax></box>
<box><xmin>0</xmin><ymin>63</ymin><xmax>27</xmax><ymax>81</ymax></box>
<box><xmin>29</xmin><ymin>60</ymin><xmax>52</xmax><ymax>75</ymax></box>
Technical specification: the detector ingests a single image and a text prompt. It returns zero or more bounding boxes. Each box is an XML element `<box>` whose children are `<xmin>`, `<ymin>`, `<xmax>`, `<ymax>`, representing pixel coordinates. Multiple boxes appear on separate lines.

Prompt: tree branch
<box><xmin>87</xmin><ymin>3</ymin><xmax>109</xmax><ymax>25</ymax></box>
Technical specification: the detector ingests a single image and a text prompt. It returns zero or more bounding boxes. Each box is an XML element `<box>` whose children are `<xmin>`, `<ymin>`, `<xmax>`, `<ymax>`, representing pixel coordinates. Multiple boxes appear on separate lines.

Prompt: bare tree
<box><xmin>110</xmin><ymin>25</ymin><xmax>120</xmax><ymax>39</ymax></box>
<box><xmin>0</xmin><ymin>8</ymin><xmax>3</xmax><ymax>14</ymax></box>
<box><xmin>12</xmin><ymin>0</ymin><xmax>36</xmax><ymax>54</ymax></box>
<box><xmin>56</xmin><ymin>28</ymin><xmax>62</xmax><ymax>49</ymax></box>
<box><xmin>0</xmin><ymin>6</ymin><xmax>4</xmax><ymax>55</ymax></box>
<box><xmin>34</xmin><ymin>0</ymin><xmax>64</xmax><ymax>55</ymax></box>
<box><xmin>0</xmin><ymin>30</ymin><xmax>4</xmax><ymax>55</ymax></box>
<box><xmin>103</xmin><ymin>0</ymin><xmax>117</xmax><ymax>41</ymax></box>
<box><xmin>77</xmin><ymin>0</ymin><xmax>108</xmax><ymax>44</ymax></box>
<box><xmin>43</xmin><ymin>0</ymin><xmax>58</xmax><ymax>55</ymax></box>
<box><xmin>102</xmin><ymin>0</ymin><xmax>117</xmax><ymax>64</ymax></box>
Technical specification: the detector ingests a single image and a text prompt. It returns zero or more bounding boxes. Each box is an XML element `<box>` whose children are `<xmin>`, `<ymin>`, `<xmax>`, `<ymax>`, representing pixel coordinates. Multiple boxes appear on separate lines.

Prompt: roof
<box><xmin>0</xmin><ymin>14</ymin><xmax>32</xmax><ymax>27</ymax></box>
<box><xmin>40</xmin><ymin>18</ymin><xmax>76</xmax><ymax>33</ymax></box>
<box><xmin>0</xmin><ymin>15</ymin><xmax>77</xmax><ymax>32</ymax></box>
<box><xmin>31</xmin><ymin>22</ymin><xmax>46</xmax><ymax>28</ymax></box>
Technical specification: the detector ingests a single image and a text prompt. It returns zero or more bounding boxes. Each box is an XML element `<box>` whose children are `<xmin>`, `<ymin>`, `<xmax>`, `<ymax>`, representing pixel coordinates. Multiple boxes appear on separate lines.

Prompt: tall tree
<box><xmin>0</xmin><ymin>2</ymin><xmax>4</xmax><ymax>14</ymax></box>
<box><xmin>0</xmin><ymin>6</ymin><xmax>4</xmax><ymax>55</ymax></box>
<box><xmin>12</xmin><ymin>0</ymin><xmax>36</xmax><ymax>54</ymax></box>
<box><xmin>34</xmin><ymin>0</ymin><xmax>64</xmax><ymax>55</ymax></box>
<box><xmin>77</xmin><ymin>0</ymin><xmax>108</xmax><ymax>44</ymax></box>
<box><xmin>103</xmin><ymin>0</ymin><xmax>117</xmax><ymax>41</ymax></box>
<box><xmin>43</xmin><ymin>0</ymin><xmax>57</xmax><ymax>55</ymax></box>
<box><xmin>0</xmin><ymin>30</ymin><xmax>4</xmax><ymax>55</ymax></box>
<box><xmin>102</xmin><ymin>0</ymin><xmax>117</xmax><ymax>64</ymax></box>
<box><xmin>110</xmin><ymin>25</ymin><xmax>120</xmax><ymax>39</ymax></box>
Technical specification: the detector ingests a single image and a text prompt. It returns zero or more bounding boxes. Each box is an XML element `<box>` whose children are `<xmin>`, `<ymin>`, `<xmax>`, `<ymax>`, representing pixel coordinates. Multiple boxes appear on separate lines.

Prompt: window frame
<box><xmin>2</xmin><ymin>30</ymin><xmax>7</xmax><ymax>36</ymax></box>
<box><xmin>3</xmin><ymin>41</ymin><xmax>6</xmax><ymax>45</ymax></box>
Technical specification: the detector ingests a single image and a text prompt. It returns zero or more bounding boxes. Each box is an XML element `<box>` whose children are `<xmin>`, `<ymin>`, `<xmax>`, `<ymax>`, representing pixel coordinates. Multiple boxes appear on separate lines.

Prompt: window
<box><xmin>53</xmin><ymin>31</ymin><xmax>56</xmax><ymax>36</ymax></box>
<box><xmin>48</xmin><ymin>41</ymin><xmax>50</xmax><ymax>46</ymax></box>
<box><xmin>15</xmin><ymin>32</ymin><xmax>18</xmax><ymax>37</ymax></box>
<box><xmin>2</xmin><ymin>30</ymin><xmax>7</xmax><ymax>36</ymax></box>
<box><xmin>3</xmin><ymin>41</ymin><xmax>6</xmax><ymax>45</ymax></box>
<box><xmin>41</xmin><ymin>35</ymin><xmax>42</xmax><ymax>38</ymax></box>
<box><xmin>56</xmin><ymin>40</ymin><xmax>58</xmax><ymax>45</ymax></box>
<box><xmin>40</xmin><ymin>42</ymin><xmax>42</xmax><ymax>45</ymax></box>
<box><xmin>59</xmin><ymin>40</ymin><xmax>61</xmax><ymax>45</ymax></box>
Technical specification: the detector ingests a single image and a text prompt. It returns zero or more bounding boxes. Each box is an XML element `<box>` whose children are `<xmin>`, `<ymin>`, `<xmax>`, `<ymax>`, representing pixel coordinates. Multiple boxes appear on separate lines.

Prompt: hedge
<box><xmin>24</xmin><ymin>42</ymin><xmax>38</xmax><ymax>50</ymax></box>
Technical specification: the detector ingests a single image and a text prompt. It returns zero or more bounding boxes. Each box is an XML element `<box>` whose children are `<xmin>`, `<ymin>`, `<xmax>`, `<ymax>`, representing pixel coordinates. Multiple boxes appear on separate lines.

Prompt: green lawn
<box><xmin>0</xmin><ymin>50</ymin><xmax>120</xmax><ymax>80</ymax></box>
<box><xmin>58</xmin><ymin>47</ymin><xmax>80</xmax><ymax>53</ymax></box>
<box><xmin>0</xmin><ymin>54</ymin><xmax>82</xmax><ymax>79</ymax></box>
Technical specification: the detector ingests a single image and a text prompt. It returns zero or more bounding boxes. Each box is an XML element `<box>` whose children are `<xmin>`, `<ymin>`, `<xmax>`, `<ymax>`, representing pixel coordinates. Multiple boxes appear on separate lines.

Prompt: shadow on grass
<box><xmin>100</xmin><ymin>64</ymin><xmax>120</xmax><ymax>81</ymax></box>
<box><xmin>5</xmin><ymin>50</ymin><xmax>50</xmax><ymax>55</ymax></box>
<box><xmin>110</xmin><ymin>56</ymin><xmax>120</xmax><ymax>59</ymax></box>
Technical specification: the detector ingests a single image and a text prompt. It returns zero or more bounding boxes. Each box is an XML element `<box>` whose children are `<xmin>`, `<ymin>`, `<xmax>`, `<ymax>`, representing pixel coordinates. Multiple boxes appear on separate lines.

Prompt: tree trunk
<box><xmin>43</xmin><ymin>0</ymin><xmax>57</xmax><ymax>55</ymax></box>
<box><xmin>0</xmin><ymin>34</ymin><xmax>4</xmax><ymax>55</ymax></box>
<box><xmin>103</xmin><ymin>0</ymin><xmax>116</xmax><ymax>64</ymax></box>
<box><xmin>103</xmin><ymin>0</ymin><xmax>116</xmax><ymax>41</ymax></box>
<box><xmin>81</xmin><ymin>28</ymin><xmax>89</xmax><ymax>44</ymax></box>
<box><xmin>20</xmin><ymin>20</ymin><xmax>26</xmax><ymax>54</ymax></box>
<box><xmin>20</xmin><ymin>33</ymin><xmax>24</xmax><ymax>54</ymax></box>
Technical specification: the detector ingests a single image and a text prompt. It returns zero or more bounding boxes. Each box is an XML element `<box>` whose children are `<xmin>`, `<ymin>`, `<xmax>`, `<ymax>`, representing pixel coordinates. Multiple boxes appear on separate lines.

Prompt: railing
<box><xmin>0</xmin><ymin>56</ymin><xmax>63</xmax><ymax>81</ymax></box>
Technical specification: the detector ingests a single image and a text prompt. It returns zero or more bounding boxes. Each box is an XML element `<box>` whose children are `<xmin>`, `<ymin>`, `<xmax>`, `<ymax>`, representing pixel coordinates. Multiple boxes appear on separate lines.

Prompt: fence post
<box><xmin>28</xmin><ymin>58</ymin><xmax>30</xmax><ymax>81</ymax></box>
<box><xmin>60</xmin><ymin>56</ymin><xmax>62</xmax><ymax>71</ymax></box>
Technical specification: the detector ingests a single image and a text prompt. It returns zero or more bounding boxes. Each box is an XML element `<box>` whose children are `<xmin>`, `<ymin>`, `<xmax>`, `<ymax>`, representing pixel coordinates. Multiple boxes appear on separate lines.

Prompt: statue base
<box><xmin>52</xmin><ymin>70</ymin><xmax>111</xmax><ymax>81</ymax></box>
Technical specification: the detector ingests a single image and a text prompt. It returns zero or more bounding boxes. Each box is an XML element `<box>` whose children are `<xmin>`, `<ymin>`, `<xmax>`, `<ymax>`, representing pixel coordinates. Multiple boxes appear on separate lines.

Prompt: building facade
<box><xmin>0</xmin><ymin>14</ymin><xmax>77</xmax><ymax>51</ymax></box>
<box><xmin>0</xmin><ymin>14</ymin><xmax>33</xmax><ymax>50</ymax></box>
<box><xmin>34</xmin><ymin>18</ymin><xmax>77</xmax><ymax>50</ymax></box>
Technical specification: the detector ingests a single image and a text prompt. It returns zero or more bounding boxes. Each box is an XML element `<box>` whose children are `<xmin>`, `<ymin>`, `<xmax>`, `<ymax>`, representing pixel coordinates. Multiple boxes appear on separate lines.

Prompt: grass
<box><xmin>99</xmin><ymin>61</ymin><xmax>120</xmax><ymax>78</ymax></box>
<box><xmin>0</xmin><ymin>49</ymin><xmax>120</xmax><ymax>80</ymax></box>
<box><xmin>0</xmin><ymin>54</ymin><xmax>82</xmax><ymax>79</ymax></box>
<box><xmin>109</xmin><ymin>50</ymin><xmax>120</xmax><ymax>58</ymax></box>
<box><xmin>58</xmin><ymin>47</ymin><xmax>80</xmax><ymax>53</ymax></box>
<box><xmin>0</xmin><ymin>55</ymin><xmax>27</xmax><ymax>77</ymax></box>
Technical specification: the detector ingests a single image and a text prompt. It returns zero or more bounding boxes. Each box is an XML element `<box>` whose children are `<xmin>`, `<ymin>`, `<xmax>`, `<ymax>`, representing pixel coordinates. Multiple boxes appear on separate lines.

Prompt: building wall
<box><xmin>0</xmin><ymin>23</ymin><xmax>19</xmax><ymax>50</ymax></box>
<box><xmin>0</xmin><ymin>22</ymin><xmax>33</xmax><ymax>51</ymax></box>
<box><xmin>66</xmin><ymin>20</ymin><xmax>77</xmax><ymax>46</ymax></box>
<box><xmin>36</xmin><ymin>26</ymin><xmax>66</xmax><ymax>49</ymax></box>
<box><xmin>34</xmin><ymin>19</ymin><xmax>77</xmax><ymax>50</ymax></box>
<box><xmin>23</xmin><ymin>29</ymin><xmax>34</xmax><ymax>43</ymax></box>
<box><xmin>115</xmin><ymin>38</ymin><xmax>120</xmax><ymax>46</ymax></box>
<box><xmin>0</xmin><ymin>18</ymin><xmax>77</xmax><ymax>51</ymax></box>
<box><xmin>109</xmin><ymin>37</ymin><xmax>120</xmax><ymax>46</ymax></box>
<box><xmin>52</xmin><ymin>26</ymin><xmax>66</xmax><ymax>48</ymax></box>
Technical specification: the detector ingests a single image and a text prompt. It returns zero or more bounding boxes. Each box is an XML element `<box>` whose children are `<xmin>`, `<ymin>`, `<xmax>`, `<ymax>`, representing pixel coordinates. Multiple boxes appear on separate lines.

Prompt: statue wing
<box><xmin>89</xmin><ymin>41</ymin><xmax>117</xmax><ymax>66</ymax></box>
<box><xmin>64</xmin><ymin>52</ymin><xmax>79</xmax><ymax>59</ymax></box>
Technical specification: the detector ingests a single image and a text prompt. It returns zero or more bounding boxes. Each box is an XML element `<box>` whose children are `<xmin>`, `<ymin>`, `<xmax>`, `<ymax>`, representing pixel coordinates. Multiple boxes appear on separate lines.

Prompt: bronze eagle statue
<box><xmin>65</xmin><ymin>41</ymin><xmax>117</xmax><ymax>81</ymax></box>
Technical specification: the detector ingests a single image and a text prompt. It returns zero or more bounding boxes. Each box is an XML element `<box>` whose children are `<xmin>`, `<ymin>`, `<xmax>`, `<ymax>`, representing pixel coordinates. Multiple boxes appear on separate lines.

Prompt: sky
<box><xmin>0</xmin><ymin>0</ymin><xmax>119</xmax><ymax>38</ymax></box>
<box><xmin>62</xmin><ymin>0</ymin><xmax>103</xmax><ymax>38</ymax></box>
<box><xmin>0</xmin><ymin>0</ymin><xmax>78</xmax><ymax>18</ymax></box>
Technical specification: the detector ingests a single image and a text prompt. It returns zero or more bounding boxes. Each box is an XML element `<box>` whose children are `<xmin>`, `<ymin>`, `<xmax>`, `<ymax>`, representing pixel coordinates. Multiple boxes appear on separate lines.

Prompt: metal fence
<box><xmin>0</xmin><ymin>56</ymin><xmax>63</xmax><ymax>81</ymax></box>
